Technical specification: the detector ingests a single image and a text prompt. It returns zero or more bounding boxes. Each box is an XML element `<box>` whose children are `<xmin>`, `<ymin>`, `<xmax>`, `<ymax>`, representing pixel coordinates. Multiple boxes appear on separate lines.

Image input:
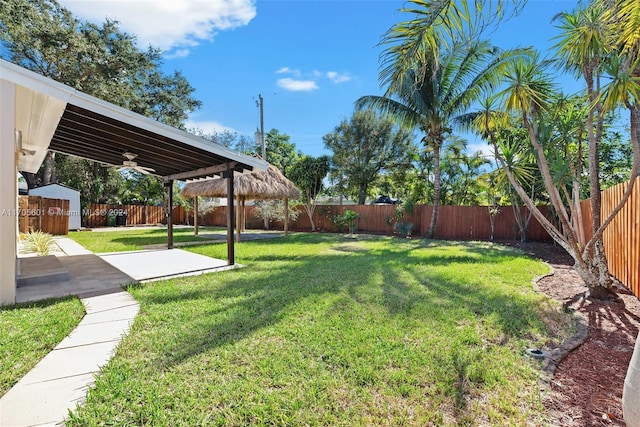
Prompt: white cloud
<box><xmin>277</xmin><ymin>78</ymin><xmax>319</xmax><ymax>92</ymax></box>
<box><xmin>276</xmin><ymin>67</ymin><xmax>301</xmax><ymax>76</ymax></box>
<box><xmin>274</xmin><ymin>67</ymin><xmax>354</xmax><ymax>92</ymax></box>
<box><xmin>468</xmin><ymin>141</ymin><xmax>495</xmax><ymax>160</ymax></box>
<box><xmin>185</xmin><ymin>120</ymin><xmax>235</xmax><ymax>135</ymax></box>
<box><xmin>58</xmin><ymin>0</ymin><xmax>256</xmax><ymax>54</ymax></box>
<box><xmin>327</xmin><ymin>71</ymin><xmax>351</xmax><ymax>84</ymax></box>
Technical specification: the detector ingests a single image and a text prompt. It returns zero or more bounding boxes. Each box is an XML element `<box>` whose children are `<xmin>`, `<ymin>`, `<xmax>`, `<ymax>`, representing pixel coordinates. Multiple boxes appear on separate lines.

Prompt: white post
<box><xmin>0</xmin><ymin>80</ymin><xmax>17</xmax><ymax>305</ymax></box>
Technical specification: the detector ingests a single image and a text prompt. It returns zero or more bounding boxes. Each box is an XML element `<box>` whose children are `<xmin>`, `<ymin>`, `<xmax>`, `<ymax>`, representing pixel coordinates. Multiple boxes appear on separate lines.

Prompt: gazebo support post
<box><xmin>167</xmin><ymin>179</ymin><xmax>174</xmax><ymax>249</ymax></box>
<box><xmin>236</xmin><ymin>194</ymin><xmax>241</xmax><ymax>242</ymax></box>
<box><xmin>241</xmin><ymin>196</ymin><xmax>246</xmax><ymax>232</ymax></box>
<box><xmin>226</xmin><ymin>163</ymin><xmax>235</xmax><ymax>265</ymax></box>
<box><xmin>193</xmin><ymin>196</ymin><xmax>199</xmax><ymax>236</ymax></box>
<box><xmin>284</xmin><ymin>198</ymin><xmax>289</xmax><ymax>237</ymax></box>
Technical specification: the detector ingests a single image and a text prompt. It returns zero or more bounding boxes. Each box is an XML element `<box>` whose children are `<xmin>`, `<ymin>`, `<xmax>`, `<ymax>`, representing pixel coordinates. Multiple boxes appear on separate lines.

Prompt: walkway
<box><xmin>2</xmin><ymin>237</ymin><xmax>238</xmax><ymax>426</ymax></box>
<box><xmin>0</xmin><ymin>289</ymin><xmax>138</xmax><ymax>427</ymax></box>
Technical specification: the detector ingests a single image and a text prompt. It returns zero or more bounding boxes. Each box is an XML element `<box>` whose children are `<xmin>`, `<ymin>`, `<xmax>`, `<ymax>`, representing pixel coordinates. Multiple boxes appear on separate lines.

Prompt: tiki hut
<box><xmin>180</xmin><ymin>165</ymin><xmax>300</xmax><ymax>239</ymax></box>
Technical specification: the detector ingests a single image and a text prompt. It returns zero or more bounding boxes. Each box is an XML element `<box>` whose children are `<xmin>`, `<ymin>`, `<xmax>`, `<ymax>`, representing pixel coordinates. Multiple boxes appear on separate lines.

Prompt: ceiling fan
<box><xmin>117</xmin><ymin>152</ymin><xmax>155</xmax><ymax>175</ymax></box>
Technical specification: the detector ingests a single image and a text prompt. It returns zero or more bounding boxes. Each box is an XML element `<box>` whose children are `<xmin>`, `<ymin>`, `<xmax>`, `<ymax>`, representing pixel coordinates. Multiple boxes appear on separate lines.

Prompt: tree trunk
<box><xmin>23</xmin><ymin>172</ymin><xmax>38</xmax><ymax>189</ymax></box>
<box><xmin>426</xmin><ymin>145</ymin><xmax>441</xmax><ymax>239</ymax></box>
<box><xmin>306</xmin><ymin>203</ymin><xmax>316</xmax><ymax>231</ymax></box>
<box><xmin>573</xmin><ymin>248</ymin><xmax>615</xmax><ymax>299</ymax></box>
<box><xmin>42</xmin><ymin>151</ymin><xmax>56</xmax><ymax>185</ymax></box>
<box><xmin>358</xmin><ymin>183</ymin><xmax>367</xmax><ymax>205</ymax></box>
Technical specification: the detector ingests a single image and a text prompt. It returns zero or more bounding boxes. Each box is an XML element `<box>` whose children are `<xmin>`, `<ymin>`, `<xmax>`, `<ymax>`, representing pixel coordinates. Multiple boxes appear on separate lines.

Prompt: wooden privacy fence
<box><xmin>580</xmin><ymin>177</ymin><xmax>640</xmax><ymax>299</ymax></box>
<box><xmin>86</xmin><ymin>203</ymin><xmax>185</xmax><ymax>227</ymax></box>
<box><xmin>18</xmin><ymin>196</ymin><xmax>70</xmax><ymax>235</ymax></box>
<box><xmin>184</xmin><ymin>203</ymin><xmax>552</xmax><ymax>242</ymax></box>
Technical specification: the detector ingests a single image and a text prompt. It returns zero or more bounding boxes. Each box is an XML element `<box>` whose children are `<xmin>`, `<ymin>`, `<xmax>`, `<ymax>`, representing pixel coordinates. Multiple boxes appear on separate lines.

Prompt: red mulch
<box><xmin>503</xmin><ymin>241</ymin><xmax>640</xmax><ymax>426</ymax></box>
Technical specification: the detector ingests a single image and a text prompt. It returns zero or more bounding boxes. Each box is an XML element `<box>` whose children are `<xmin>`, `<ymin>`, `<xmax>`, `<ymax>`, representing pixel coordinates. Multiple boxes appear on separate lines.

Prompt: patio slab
<box><xmin>98</xmin><ymin>249</ymin><xmax>231</xmax><ymax>281</ymax></box>
<box><xmin>16</xmin><ymin>254</ymin><xmax>135</xmax><ymax>304</ymax></box>
<box><xmin>16</xmin><ymin>238</ymin><xmax>237</xmax><ymax>304</ymax></box>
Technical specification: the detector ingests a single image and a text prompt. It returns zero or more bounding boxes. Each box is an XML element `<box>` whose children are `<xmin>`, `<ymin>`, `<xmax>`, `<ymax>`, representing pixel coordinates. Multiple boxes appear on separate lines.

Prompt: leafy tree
<box><xmin>54</xmin><ymin>155</ymin><xmax>124</xmax><ymax>211</ymax></box>
<box><xmin>323</xmin><ymin>110</ymin><xmax>414</xmax><ymax>204</ymax></box>
<box><xmin>597</xmin><ymin>130</ymin><xmax>634</xmax><ymax>191</ymax></box>
<box><xmin>119</xmin><ymin>173</ymin><xmax>164</xmax><ymax>206</ymax></box>
<box><xmin>255</xmin><ymin>129</ymin><xmax>301</xmax><ymax>176</ymax></box>
<box><xmin>357</xmin><ymin>40</ymin><xmax>521</xmax><ymax>236</ymax></box>
<box><xmin>252</xmin><ymin>200</ymin><xmax>299</xmax><ymax>230</ymax></box>
<box><xmin>288</xmin><ymin>155</ymin><xmax>330</xmax><ymax>231</ymax></box>
<box><xmin>0</xmin><ymin>0</ymin><xmax>201</xmax><ymax>193</ymax></box>
<box><xmin>433</xmin><ymin>137</ymin><xmax>490</xmax><ymax>205</ymax></box>
<box><xmin>189</xmin><ymin>129</ymin><xmax>239</xmax><ymax>148</ymax></box>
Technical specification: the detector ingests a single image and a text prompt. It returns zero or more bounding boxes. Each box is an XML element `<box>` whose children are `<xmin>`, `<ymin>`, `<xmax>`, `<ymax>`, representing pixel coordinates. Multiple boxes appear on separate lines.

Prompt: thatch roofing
<box><xmin>180</xmin><ymin>164</ymin><xmax>300</xmax><ymax>200</ymax></box>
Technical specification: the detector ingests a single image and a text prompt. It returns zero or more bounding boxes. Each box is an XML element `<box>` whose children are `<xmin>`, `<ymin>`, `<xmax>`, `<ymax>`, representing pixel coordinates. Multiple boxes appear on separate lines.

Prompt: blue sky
<box><xmin>59</xmin><ymin>0</ymin><xmax>580</xmax><ymax>158</ymax></box>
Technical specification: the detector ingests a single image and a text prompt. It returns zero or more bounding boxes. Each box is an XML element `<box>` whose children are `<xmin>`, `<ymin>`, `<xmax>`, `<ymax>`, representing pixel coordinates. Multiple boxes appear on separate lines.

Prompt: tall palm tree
<box><xmin>357</xmin><ymin>40</ymin><xmax>520</xmax><ymax>238</ymax></box>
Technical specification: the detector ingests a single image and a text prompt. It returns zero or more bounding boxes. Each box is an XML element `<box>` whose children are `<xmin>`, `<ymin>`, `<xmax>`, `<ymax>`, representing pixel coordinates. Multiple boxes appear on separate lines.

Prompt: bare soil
<box><xmin>503</xmin><ymin>241</ymin><xmax>640</xmax><ymax>426</ymax></box>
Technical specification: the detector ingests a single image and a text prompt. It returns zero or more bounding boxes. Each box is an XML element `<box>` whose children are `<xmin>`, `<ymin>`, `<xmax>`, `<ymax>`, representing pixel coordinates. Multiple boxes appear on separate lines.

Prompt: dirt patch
<box><xmin>502</xmin><ymin>241</ymin><xmax>640</xmax><ymax>426</ymax></box>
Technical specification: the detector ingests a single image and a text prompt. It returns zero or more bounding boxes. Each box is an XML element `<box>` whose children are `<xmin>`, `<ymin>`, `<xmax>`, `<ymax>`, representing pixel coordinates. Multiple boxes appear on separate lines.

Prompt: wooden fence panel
<box><xmin>86</xmin><ymin>204</ymin><xmax>182</xmax><ymax>227</ymax></box>
<box><xmin>420</xmin><ymin>205</ymin><xmax>550</xmax><ymax>241</ymax></box>
<box><xmin>188</xmin><ymin>203</ymin><xmax>549</xmax><ymax>241</ymax></box>
<box><xmin>580</xmin><ymin>199</ymin><xmax>594</xmax><ymax>243</ymax></box>
<box><xmin>599</xmin><ymin>178</ymin><xmax>640</xmax><ymax>298</ymax></box>
<box><xmin>18</xmin><ymin>196</ymin><xmax>69</xmax><ymax>235</ymax></box>
<box><xmin>41</xmin><ymin>198</ymin><xmax>69</xmax><ymax>235</ymax></box>
<box><xmin>18</xmin><ymin>196</ymin><xmax>29</xmax><ymax>233</ymax></box>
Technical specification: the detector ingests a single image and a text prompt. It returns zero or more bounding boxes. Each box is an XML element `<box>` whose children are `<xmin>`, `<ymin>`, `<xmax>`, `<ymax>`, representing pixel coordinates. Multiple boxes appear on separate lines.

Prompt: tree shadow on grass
<box><xmin>128</xmin><ymin>238</ymin><xmax>557</xmax><ymax>374</ymax></box>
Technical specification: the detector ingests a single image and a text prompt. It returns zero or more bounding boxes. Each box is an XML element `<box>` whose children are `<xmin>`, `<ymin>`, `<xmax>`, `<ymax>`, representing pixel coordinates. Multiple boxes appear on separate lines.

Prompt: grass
<box><xmin>69</xmin><ymin>226</ymin><xmax>227</xmax><ymax>252</ymax></box>
<box><xmin>0</xmin><ymin>297</ymin><xmax>85</xmax><ymax>397</ymax></box>
<box><xmin>66</xmin><ymin>233</ymin><xmax>571</xmax><ymax>426</ymax></box>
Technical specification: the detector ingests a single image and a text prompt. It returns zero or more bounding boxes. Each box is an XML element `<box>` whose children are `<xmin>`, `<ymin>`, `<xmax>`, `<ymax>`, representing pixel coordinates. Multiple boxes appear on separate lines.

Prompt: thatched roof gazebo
<box><xmin>181</xmin><ymin>165</ymin><xmax>300</xmax><ymax>239</ymax></box>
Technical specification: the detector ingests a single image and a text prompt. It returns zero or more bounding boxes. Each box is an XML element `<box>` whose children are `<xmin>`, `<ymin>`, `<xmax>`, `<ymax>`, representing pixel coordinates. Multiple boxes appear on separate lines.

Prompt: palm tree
<box><xmin>552</xmin><ymin>3</ymin><xmax>640</xmax><ymax>296</ymax></box>
<box><xmin>379</xmin><ymin>0</ymin><xmax>526</xmax><ymax>96</ymax></box>
<box><xmin>357</xmin><ymin>40</ymin><xmax>519</xmax><ymax>237</ymax></box>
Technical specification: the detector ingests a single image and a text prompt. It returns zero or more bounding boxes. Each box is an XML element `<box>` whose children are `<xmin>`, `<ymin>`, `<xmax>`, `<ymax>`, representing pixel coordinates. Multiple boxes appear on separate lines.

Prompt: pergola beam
<box><xmin>164</xmin><ymin>162</ymin><xmax>237</xmax><ymax>182</ymax></box>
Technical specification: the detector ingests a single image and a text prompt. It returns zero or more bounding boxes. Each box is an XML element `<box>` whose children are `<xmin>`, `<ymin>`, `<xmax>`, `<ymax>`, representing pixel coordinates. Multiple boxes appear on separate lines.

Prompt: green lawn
<box><xmin>66</xmin><ymin>233</ymin><xmax>571</xmax><ymax>426</ymax></box>
<box><xmin>0</xmin><ymin>297</ymin><xmax>85</xmax><ymax>397</ymax></box>
<box><xmin>69</xmin><ymin>226</ymin><xmax>226</xmax><ymax>252</ymax></box>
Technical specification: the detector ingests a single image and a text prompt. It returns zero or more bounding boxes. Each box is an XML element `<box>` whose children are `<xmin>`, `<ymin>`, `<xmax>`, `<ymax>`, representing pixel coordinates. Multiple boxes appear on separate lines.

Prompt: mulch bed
<box><xmin>503</xmin><ymin>241</ymin><xmax>640</xmax><ymax>426</ymax></box>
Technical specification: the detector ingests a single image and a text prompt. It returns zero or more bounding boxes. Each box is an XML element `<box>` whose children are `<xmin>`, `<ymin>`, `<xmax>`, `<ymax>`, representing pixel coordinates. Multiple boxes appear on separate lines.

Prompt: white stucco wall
<box><xmin>1</xmin><ymin>80</ymin><xmax>17</xmax><ymax>305</ymax></box>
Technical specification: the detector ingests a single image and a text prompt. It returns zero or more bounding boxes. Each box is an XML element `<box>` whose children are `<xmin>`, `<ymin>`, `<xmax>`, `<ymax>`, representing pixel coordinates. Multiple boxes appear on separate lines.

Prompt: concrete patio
<box><xmin>16</xmin><ymin>236</ymin><xmax>241</xmax><ymax>304</ymax></box>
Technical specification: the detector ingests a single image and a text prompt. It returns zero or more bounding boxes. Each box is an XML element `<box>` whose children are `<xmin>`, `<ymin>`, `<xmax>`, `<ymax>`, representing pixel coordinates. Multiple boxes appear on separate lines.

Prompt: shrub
<box><xmin>394</xmin><ymin>222</ymin><xmax>413</xmax><ymax>238</ymax></box>
<box><xmin>21</xmin><ymin>231</ymin><xmax>55</xmax><ymax>256</ymax></box>
<box><xmin>336</xmin><ymin>210</ymin><xmax>360</xmax><ymax>237</ymax></box>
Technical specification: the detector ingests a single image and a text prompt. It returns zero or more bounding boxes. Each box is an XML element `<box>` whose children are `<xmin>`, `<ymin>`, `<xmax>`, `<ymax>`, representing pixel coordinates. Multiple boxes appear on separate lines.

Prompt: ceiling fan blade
<box><xmin>135</xmin><ymin>167</ymin><xmax>154</xmax><ymax>174</ymax></box>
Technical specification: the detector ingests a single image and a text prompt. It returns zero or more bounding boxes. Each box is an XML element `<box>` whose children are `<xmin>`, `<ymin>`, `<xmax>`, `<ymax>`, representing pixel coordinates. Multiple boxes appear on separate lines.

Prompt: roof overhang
<box><xmin>1</xmin><ymin>59</ymin><xmax>267</xmax><ymax>180</ymax></box>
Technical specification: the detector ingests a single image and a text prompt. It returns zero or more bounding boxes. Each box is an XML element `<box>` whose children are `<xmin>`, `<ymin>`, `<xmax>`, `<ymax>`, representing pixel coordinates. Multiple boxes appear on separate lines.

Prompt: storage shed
<box><xmin>28</xmin><ymin>184</ymin><xmax>81</xmax><ymax>230</ymax></box>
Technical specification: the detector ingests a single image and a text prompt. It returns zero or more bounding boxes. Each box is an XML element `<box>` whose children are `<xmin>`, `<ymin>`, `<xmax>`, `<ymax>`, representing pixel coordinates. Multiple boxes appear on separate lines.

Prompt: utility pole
<box><xmin>256</xmin><ymin>94</ymin><xmax>265</xmax><ymax>161</ymax></box>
